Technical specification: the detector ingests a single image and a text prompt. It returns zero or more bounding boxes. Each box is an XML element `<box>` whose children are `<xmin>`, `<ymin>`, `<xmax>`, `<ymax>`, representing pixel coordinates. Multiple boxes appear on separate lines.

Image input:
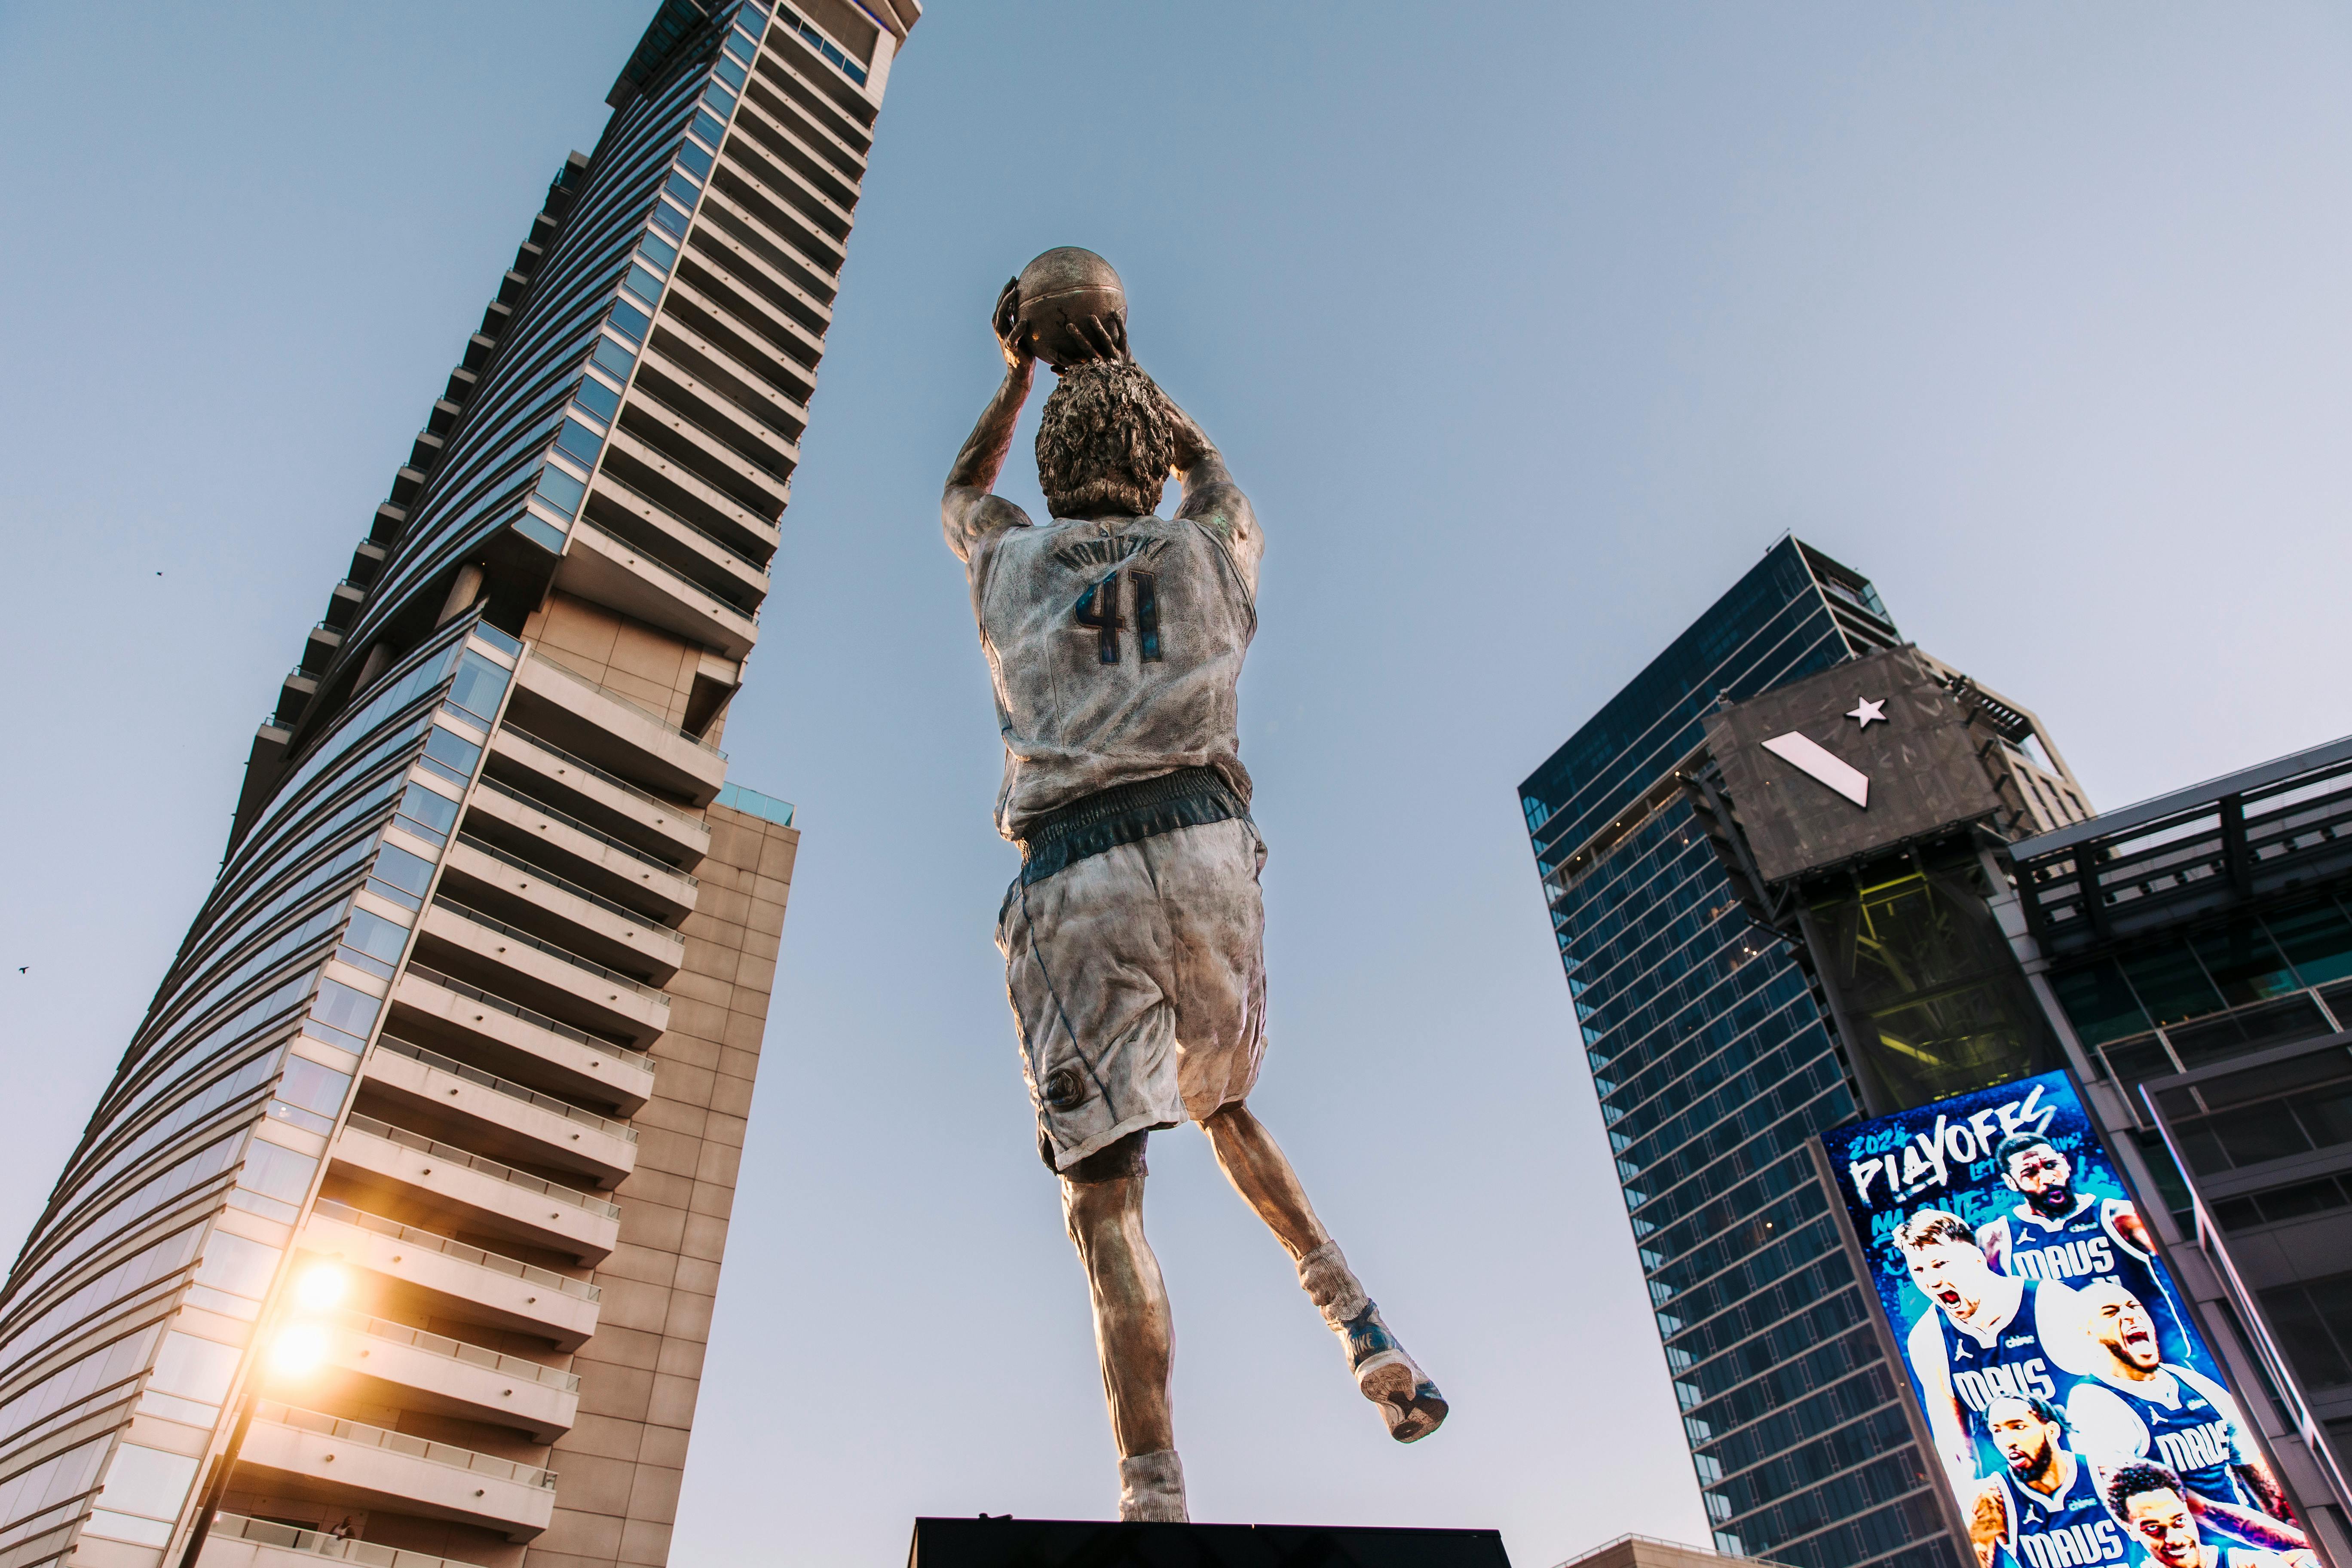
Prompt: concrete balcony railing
<box><xmin>662</xmin><ymin>269</ymin><xmax>823</xmax><ymax>396</ymax></box>
<box><xmin>661</xmin><ymin>266</ymin><xmax>826</xmax><ymax>426</ymax></box>
<box><xmin>715</xmin><ymin>119</ymin><xmax>854</xmax><ymax>243</ymax></box>
<box><xmin>727</xmin><ymin>85</ymin><xmax>861</xmax><ymax>214</ymax></box>
<box><xmin>363</xmin><ymin>1036</ymin><xmax>637</xmax><ymax>1189</ymax></box>
<box><xmin>415</xmin><ymin>900</ymin><xmax>670</xmax><ymax>1046</ymax></box>
<box><xmin>742</xmin><ymin>49</ymin><xmax>870</xmax><ymax>174</ymax></box>
<box><xmin>557</xmin><ymin>517</ymin><xmax>760</xmax><ymax>662</ymax></box>
<box><xmin>300</xmin><ymin>1200</ymin><xmax>599</xmax><ymax>1351</ymax></box>
<box><xmin>629</xmin><ymin>352</ymin><xmax>800</xmax><ymax>482</ymax></box>
<box><xmin>505</xmin><ymin>649</ymin><xmax>727</xmax><ymax>805</ymax></box>
<box><xmin>197</xmin><ymin>1513</ymin><xmax>491</xmax><ymax>1568</ymax></box>
<box><xmin>322</xmin><ymin>1310</ymin><xmax>579</xmax><ymax>1442</ymax></box>
<box><xmin>391</xmin><ymin>965</ymin><xmax>654</xmax><ymax>1115</ymax></box>
<box><xmin>612</xmin><ymin>361</ymin><xmax>797</xmax><ymax>497</ymax></box>
<box><xmin>648</xmin><ymin>311</ymin><xmax>813</xmax><ymax>452</ymax></box>
<box><xmin>331</xmin><ymin>1115</ymin><xmax>620</xmax><ymax>1265</ymax></box>
<box><xmin>437</xmin><ymin>835</ymin><xmax>685</xmax><ymax>985</ymax></box>
<box><xmin>486</xmin><ymin>726</ymin><xmax>711</xmax><ymax>869</ymax></box>
<box><xmin>465</xmin><ymin>776</ymin><xmax>700</xmax><ymax>920</ymax></box>
<box><xmin>582</xmin><ymin>465</ymin><xmax>772</xmax><ymax>612</ymax></box>
<box><xmin>702</xmin><ymin>162</ymin><xmax>842</xmax><ymax>281</ymax></box>
<box><xmin>597</xmin><ymin>419</ymin><xmax>785</xmax><ymax>559</ymax></box>
<box><xmin>238</xmin><ymin>1403</ymin><xmax>555</xmax><ymax>1542</ymax></box>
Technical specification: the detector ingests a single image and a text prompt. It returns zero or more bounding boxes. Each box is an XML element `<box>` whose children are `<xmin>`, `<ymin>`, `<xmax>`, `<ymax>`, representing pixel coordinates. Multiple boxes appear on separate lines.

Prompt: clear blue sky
<box><xmin>5</xmin><ymin>3</ymin><xmax>2351</xmax><ymax>1564</ymax></box>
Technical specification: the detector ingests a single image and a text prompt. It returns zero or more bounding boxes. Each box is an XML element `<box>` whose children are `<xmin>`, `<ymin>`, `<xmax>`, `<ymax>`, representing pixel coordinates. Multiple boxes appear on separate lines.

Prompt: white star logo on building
<box><xmin>1847</xmin><ymin>697</ymin><xmax>1887</xmax><ymax>729</ymax></box>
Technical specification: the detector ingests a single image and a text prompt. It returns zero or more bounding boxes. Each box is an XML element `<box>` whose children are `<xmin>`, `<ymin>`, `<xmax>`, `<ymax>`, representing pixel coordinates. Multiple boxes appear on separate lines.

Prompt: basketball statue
<box><xmin>940</xmin><ymin>249</ymin><xmax>1448</xmax><ymax>1522</ymax></box>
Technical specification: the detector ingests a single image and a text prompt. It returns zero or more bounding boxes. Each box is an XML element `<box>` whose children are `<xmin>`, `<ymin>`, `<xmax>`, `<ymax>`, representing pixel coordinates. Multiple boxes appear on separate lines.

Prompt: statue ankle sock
<box><xmin>1296</xmin><ymin>1240</ymin><xmax>1370</xmax><ymax>1329</ymax></box>
<box><xmin>1118</xmin><ymin>1449</ymin><xmax>1187</xmax><ymax>1522</ymax></box>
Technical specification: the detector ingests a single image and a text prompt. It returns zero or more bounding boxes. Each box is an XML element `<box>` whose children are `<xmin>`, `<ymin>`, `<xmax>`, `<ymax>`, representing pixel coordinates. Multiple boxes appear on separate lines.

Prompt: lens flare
<box><xmin>293</xmin><ymin>1264</ymin><xmax>348</xmax><ymax>1312</ymax></box>
<box><xmin>268</xmin><ymin>1323</ymin><xmax>331</xmax><ymax>1378</ymax></box>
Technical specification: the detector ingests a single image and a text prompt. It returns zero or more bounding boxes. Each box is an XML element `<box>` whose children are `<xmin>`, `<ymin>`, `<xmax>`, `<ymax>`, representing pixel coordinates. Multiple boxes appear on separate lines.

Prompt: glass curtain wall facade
<box><xmin>1519</xmin><ymin>540</ymin><xmax>1962</xmax><ymax>1568</ymax></box>
<box><xmin>0</xmin><ymin>6</ymin><xmax>915</xmax><ymax>1568</ymax></box>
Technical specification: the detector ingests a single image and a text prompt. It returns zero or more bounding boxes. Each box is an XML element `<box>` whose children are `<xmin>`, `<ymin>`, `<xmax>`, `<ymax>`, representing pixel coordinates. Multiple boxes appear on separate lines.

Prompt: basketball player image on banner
<box><xmin>1897</xmin><ymin>1209</ymin><xmax>2095</xmax><ymax>1495</ymax></box>
<box><xmin>1821</xmin><ymin>1071</ymin><xmax>2314</xmax><ymax>1559</ymax></box>
<box><xmin>2067</xmin><ymin>1283</ymin><xmax>2302</xmax><ymax>1539</ymax></box>
<box><xmin>940</xmin><ymin>250</ymin><xmax>1445</xmax><ymax>1522</ymax></box>
<box><xmin>2105</xmin><ymin>1464</ymin><xmax>2321</xmax><ymax>1568</ymax></box>
<box><xmin>1979</xmin><ymin>1131</ymin><xmax>2189</xmax><ymax>1363</ymax></box>
<box><xmin>1972</xmin><ymin>1393</ymin><xmax>2129</xmax><ymax>1568</ymax></box>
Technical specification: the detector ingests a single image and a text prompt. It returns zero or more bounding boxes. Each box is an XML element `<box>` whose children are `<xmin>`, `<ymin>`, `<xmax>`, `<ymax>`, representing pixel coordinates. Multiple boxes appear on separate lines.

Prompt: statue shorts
<box><xmin>996</xmin><ymin>768</ymin><xmax>1268</xmax><ymax>1174</ymax></box>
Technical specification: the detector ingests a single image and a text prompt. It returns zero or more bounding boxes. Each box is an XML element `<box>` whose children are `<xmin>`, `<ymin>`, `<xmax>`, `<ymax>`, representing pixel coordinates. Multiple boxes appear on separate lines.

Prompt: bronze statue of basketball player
<box><xmin>941</xmin><ymin>251</ymin><xmax>1446</xmax><ymax>1522</ymax></box>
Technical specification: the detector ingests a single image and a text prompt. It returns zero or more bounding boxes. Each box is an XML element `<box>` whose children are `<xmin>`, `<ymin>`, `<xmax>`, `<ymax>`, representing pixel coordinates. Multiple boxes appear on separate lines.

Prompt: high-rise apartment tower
<box><xmin>0</xmin><ymin>6</ymin><xmax>916</xmax><ymax>1568</ymax></box>
<box><xmin>1518</xmin><ymin>539</ymin><xmax>2091</xmax><ymax>1568</ymax></box>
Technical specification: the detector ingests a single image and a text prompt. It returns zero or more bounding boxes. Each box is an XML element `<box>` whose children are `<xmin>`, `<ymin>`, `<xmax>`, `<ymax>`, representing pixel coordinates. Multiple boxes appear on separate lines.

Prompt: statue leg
<box><xmin>1198</xmin><ymin>1100</ymin><xmax>1327</xmax><ymax>1259</ymax></box>
<box><xmin>1060</xmin><ymin>1141</ymin><xmax>1186</xmax><ymax>1520</ymax></box>
<box><xmin>1201</xmin><ymin>1102</ymin><xmax>1449</xmax><ymax>1443</ymax></box>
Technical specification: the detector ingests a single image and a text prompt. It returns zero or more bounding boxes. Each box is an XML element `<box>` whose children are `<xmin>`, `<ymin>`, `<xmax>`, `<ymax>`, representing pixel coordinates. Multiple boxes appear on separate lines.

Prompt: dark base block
<box><xmin>907</xmin><ymin>1516</ymin><xmax>1513</xmax><ymax>1568</ymax></box>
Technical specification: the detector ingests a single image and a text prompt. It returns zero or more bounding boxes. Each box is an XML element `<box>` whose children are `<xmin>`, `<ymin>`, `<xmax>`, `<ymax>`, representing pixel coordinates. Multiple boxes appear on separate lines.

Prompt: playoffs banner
<box><xmin>1820</xmin><ymin>1071</ymin><xmax>2315</xmax><ymax>1568</ymax></box>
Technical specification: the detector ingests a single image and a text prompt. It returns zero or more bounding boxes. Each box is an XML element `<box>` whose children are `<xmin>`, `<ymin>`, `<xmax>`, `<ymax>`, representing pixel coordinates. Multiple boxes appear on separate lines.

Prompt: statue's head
<box><xmin>1036</xmin><ymin>359</ymin><xmax>1176</xmax><ymax>520</ymax></box>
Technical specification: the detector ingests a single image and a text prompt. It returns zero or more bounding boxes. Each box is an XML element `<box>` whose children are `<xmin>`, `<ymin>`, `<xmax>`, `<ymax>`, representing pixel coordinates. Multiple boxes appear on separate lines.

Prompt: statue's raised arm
<box><xmin>1160</xmin><ymin>383</ymin><xmax>1258</xmax><ymax>571</ymax></box>
<box><xmin>940</xmin><ymin>278</ymin><xmax>1038</xmax><ymax>563</ymax></box>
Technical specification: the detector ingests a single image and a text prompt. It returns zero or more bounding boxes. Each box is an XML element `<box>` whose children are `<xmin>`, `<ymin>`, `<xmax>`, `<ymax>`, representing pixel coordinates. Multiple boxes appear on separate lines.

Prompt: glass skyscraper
<box><xmin>1519</xmin><ymin>539</ymin><xmax>1960</xmax><ymax>1568</ymax></box>
<box><xmin>0</xmin><ymin>6</ymin><xmax>915</xmax><ymax>1568</ymax></box>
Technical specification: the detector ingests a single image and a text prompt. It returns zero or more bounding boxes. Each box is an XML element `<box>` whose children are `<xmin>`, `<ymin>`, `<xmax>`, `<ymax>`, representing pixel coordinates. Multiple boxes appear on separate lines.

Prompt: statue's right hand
<box><xmin>993</xmin><ymin>278</ymin><xmax>1034</xmax><ymax>371</ymax></box>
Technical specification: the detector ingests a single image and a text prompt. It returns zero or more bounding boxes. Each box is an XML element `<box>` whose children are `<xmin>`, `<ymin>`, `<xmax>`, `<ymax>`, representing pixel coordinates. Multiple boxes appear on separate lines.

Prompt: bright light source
<box><xmin>293</xmin><ymin>1264</ymin><xmax>348</xmax><ymax>1312</ymax></box>
<box><xmin>268</xmin><ymin>1323</ymin><xmax>332</xmax><ymax>1378</ymax></box>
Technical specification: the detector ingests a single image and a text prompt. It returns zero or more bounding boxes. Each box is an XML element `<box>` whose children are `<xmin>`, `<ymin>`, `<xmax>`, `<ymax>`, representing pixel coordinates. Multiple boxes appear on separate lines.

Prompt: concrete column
<box><xmin>435</xmin><ymin>564</ymin><xmax>486</xmax><ymax>628</ymax></box>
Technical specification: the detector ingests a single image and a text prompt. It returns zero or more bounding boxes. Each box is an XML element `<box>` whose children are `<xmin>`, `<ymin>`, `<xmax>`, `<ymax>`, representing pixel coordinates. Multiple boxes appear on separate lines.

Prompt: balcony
<box><xmin>582</xmin><ymin>467</ymin><xmax>772</xmax><ymax>612</ymax></box>
<box><xmin>330</xmin><ymin>1114</ymin><xmax>620</xmax><ymax>1265</ymax></box>
<box><xmin>662</xmin><ymin>268</ymin><xmax>821</xmax><ymax>392</ymax></box>
<box><xmin>435</xmin><ymin>835</ymin><xmax>685</xmax><ymax>985</ymax></box>
<box><xmin>715</xmin><ymin>112</ymin><xmax>854</xmax><ymax>241</ymax></box>
<box><xmin>315</xmin><ymin>1310</ymin><xmax>578</xmax><ymax>1442</ymax></box>
<box><xmin>631</xmin><ymin>318</ymin><xmax>805</xmax><ymax>477</ymax></box>
<box><xmin>704</xmin><ymin>161</ymin><xmax>843</xmax><ymax>277</ymax></box>
<box><xmin>611</xmin><ymin>374</ymin><xmax>791</xmax><ymax>515</ymax></box>
<box><xmin>389</xmin><ymin>966</ymin><xmax>653</xmax><ymax>1115</ymax></box>
<box><xmin>361</xmin><ymin>1036</ymin><xmax>638</xmax><ymax>1189</ymax></box>
<box><xmin>726</xmin><ymin>88</ymin><xmax>861</xmax><ymax>214</ymax></box>
<box><xmin>465</xmin><ymin>775</ymin><xmax>699</xmax><ymax>920</ymax></box>
<box><xmin>744</xmin><ymin>43</ymin><xmax>871</xmax><ymax>165</ymax></box>
<box><xmin>649</xmin><ymin>315</ymin><xmax>811</xmax><ymax>454</ymax></box>
<box><xmin>300</xmin><ymin>1200</ymin><xmax>599</xmax><ymax>1351</ymax></box>
<box><xmin>277</xmin><ymin>669</ymin><xmax>318</xmax><ymax>727</ymax></box>
<box><xmin>596</xmin><ymin>419</ymin><xmax>786</xmax><ymax>553</ymax></box>
<box><xmin>485</xmin><ymin>726</ymin><xmax>709</xmax><ymax>868</ymax></box>
<box><xmin>554</xmin><ymin>517</ymin><xmax>759</xmax><ymax>662</ymax></box>
<box><xmin>304</xmin><ymin>622</ymin><xmax>343</xmax><ymax>671</ymax></box>
<box><xmin>739</xmin><ymin>64</ymin><xmax>869</xmax><ymax>183</ymax></box>
<box><xmin>413</xmin><ymin>900</ymin><xmax>670</xmax><ymax>1046</ymax></box>
<box><xmin>198</xmin><ymin>1513</ymin><xmax>492</xmax><ymax>1568</ymax></box>
<box><xmin>505</xmin><ymin>651</ymin><xmax>726</xmax><ymax>805</ymax></box>
<box><xmin>237</xmin><ymin>1403</ymin><xmax>555</xmax><ymax>1542</ymax></box>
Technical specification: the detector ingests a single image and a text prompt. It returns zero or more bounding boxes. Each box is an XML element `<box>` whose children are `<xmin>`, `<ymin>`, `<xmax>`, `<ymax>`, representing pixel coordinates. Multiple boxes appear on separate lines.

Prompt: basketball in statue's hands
<box><xmin>1016</xmin><ymin>247</ymin><xmax>1127</xmax><ymax>369</ymax></box>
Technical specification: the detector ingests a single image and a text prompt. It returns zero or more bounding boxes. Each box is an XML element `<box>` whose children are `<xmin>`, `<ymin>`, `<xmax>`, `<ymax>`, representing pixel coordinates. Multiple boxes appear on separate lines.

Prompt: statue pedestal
<box><xmin>906</xmin><ymin>1516</ymin><xmax>1512</xmax><ymax>1568</ymax></box>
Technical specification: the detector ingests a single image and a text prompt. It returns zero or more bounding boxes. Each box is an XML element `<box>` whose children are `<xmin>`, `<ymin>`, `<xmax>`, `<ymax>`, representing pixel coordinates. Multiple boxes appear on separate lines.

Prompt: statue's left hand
<box><xmin>993</xmin><ymin>277</ymin><xmax>1035</xmax><ymax>371</ymax></box>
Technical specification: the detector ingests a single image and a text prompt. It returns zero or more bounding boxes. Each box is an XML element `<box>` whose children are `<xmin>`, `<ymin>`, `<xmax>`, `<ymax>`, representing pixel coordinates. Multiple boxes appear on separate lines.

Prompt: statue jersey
<box><xmin>962</xmin><ymin>508</ymin><xmax>1262</xmax><ymax>842</ymax></box>
<box><xmin>1983</xmin><ymin>1196</ymin><xmax>2187</xmax><ymax>1360</ymax></box>
<box><xmin>2068</xmin><ymin>1365</ymin><xmax>2254</xmax><ymax>1510</ymax></box>
<box><xmin>1995</xmin><ymin>1457</ymin><xmax>2128</xmax><ymax>1568</ymax></box>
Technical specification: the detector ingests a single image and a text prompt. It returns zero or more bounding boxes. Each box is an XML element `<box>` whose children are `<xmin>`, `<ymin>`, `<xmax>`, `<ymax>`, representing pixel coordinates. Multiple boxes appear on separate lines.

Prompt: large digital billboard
<box><xmin>1819</xmin><ymin>1070</ymin><xmax>2318</xmax><ymax>1568</ymax></box>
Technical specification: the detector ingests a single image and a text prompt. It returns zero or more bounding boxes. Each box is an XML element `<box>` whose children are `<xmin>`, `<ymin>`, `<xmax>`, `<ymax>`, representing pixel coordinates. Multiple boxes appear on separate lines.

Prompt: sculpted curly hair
<box><xmin>1036</xmin><ymin>360</ymin><xmax>1176</xmax><ymax>518</ymax></box>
